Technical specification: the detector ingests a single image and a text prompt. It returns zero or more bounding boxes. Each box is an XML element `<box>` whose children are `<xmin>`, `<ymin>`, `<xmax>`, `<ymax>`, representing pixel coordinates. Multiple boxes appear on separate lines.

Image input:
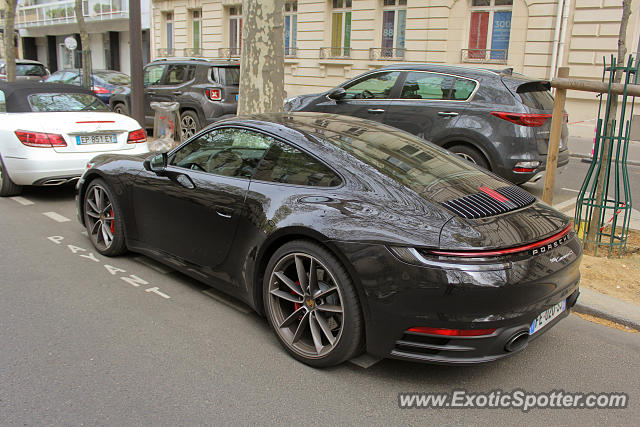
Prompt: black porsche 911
<box><xmin>76</xmin><ymin>112</ymin><xmax>581</xmax><ymax>367</ymax></box>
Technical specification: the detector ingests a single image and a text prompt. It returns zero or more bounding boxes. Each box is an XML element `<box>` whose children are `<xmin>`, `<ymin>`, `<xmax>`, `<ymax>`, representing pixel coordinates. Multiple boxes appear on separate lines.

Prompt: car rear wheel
<box><xmin>112</xmin><ymin>103</ymin><xmax>128</xmax><ymax>115</ymax></box>
<box><xmin>180</xmin><ymin>111</ymin><xmax>201</xmax><ymax>140</ymax></box>
<box><xmin>83</xmin><ymin>179</ymin><xmax>126</xmax><ymax>256</ymax></box>
<box><xmin>263</xmin><ymin>240</ymin><xmax>363</xmax><ymax>367</ymax></box>
<box><xmin>449</xmin><ymin>144</ymin><xmax>490</xmax><ymax>170</ymax></box>
<box><xmin>0</xmin><ymin>155</ymin><xmax>23</xmax><ymax>197</ymax></box>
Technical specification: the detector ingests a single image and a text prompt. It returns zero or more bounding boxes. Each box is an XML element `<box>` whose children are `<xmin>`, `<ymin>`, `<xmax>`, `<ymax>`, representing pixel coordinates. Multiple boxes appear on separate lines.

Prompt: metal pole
<box><xmin>542</xmin><ymin>66</ymin><xmax>569</xmax><ymax>205</ymax></box>
<box><xmin>129</xmin><ymin>0</ymin><xmax>144</xmax><ymax>127</ymax></box>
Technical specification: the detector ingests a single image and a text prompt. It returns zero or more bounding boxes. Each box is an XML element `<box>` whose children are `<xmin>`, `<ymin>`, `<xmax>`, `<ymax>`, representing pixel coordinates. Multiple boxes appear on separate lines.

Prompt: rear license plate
<box><xmin>529</xmin><ymin>299</ymin><xmax>566</xmax><ymax>335</ymax></box>
<box><xmin>235</xmin><ymin>94</ymin><xmax>239</xmax><ymax>101</ymax></box>
<box><xmin>76</xmin><ymin>134</ymin><xmax>117</xmax><ymax>145</ymax></box>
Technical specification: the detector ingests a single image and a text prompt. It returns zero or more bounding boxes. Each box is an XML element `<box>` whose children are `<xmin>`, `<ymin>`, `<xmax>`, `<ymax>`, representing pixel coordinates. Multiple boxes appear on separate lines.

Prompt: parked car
<box><xmin>0</xmin><ymin>81</ymin><xmax>148</xmax><ymax>197</ymax></box>
<box><xmin>45</xmin><ymin>69</ymin><xmax>131</xmax><ymax>104</ymax></box>
<box><xmin>0</xmin><ymin>59</ymin><xmax>49</xmax><ymax>81</ymax></box>
<box><xmin>284</xmin><ymin>64</ymin><xmax>570</xmax><ymax>185</ymax></box>
<box><xmin>109</xmin><ymin>57</ymin><xmax>240</xmax><ymax>139</ymax></box>
<box><xmin>76</xmin><ymin>112</ymin><xmax>581</xmax><ymax>367</ymax></box>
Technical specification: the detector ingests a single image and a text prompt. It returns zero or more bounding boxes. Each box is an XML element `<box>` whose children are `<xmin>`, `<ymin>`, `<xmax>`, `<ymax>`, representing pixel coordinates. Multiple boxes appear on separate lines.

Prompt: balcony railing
<box><xmin>369</xmin><ymin>47</ymin><xmax>405</xmax><ymax>60</ymax></box>
<box><xmin>319</xmin><ymin>47</ymin><xmax>351</xmax><ymax>59</ymax></box>
<box><xmin>183</xmin><ymin>48</ymin><xmax>203</xmax><ymax>57</ymax></box>
<box><xmin>16</xmin><ymin>0</ymin><xmax>128</xmax><ymax>28</ymax></box>
<box><xmin>157</xmin><ymin>48</ymin><xmax>175</xmax><ymax>57</ymax></box>
<box><xmin>218</xmin><ymin>47</ymin><xmax>241</xmax><ymax>59</ymax></box>
<box><xmin>461</xmin><ymin>49</ymin><xmax>508</xmax><ymax>64</ymax></box>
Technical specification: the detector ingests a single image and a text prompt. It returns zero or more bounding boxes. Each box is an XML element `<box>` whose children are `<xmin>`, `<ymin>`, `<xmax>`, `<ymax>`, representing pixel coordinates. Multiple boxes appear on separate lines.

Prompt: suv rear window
<box><xmin>517</xmin><ymin>90</ymin><xmax>554</xmax><ymax>110</ymax></box>
<box><xmin>220</xmin><ymin>67</ymin><xmax>240</xmax><ymax>85</ymax></box>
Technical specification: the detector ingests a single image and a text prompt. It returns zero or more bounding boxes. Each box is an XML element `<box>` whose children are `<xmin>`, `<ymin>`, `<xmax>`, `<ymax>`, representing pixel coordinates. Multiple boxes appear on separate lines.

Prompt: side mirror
<box><xmin>327</xmin><ymin>87</ymin><xmax>346</xmax><ymax>101</ymax></box>
<box><xmin>143</xmin><ymin>153</ymin><xmax>167</xmax><ymax>174</ymax></box>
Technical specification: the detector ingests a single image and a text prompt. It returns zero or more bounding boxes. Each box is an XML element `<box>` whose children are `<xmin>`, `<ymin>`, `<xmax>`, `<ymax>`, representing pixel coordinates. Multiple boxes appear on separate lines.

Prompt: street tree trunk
<box><xmin>74</xmin><ymin>0</ymin><xmax>91</xmax><ymax>87</ymax></box>
<box><xmin>3</xmin><ymin>0</ymin><xmax>18</xmax><ymax>82</ymax></box>
<box><xmin>585</xmin><ymin>0</ymin><xmax>632</xmax><ymax>250</ymax></box>
<box><xmin>238</xmin><ymin>0</ymin><xmax>285</xmax><ymax>115</ymax></box>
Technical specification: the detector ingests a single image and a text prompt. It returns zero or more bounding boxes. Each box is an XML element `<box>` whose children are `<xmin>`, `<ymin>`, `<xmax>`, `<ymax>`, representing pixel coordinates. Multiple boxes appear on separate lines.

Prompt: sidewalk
<box><xmin>574</xmin><ymin>288</ymin><xmax>640</xmax><ymax>331</ymax></box>
<box><xmin>569</xmin><ymin>136</ymin><xmax>640</xmax><ymax>166</ymax></box>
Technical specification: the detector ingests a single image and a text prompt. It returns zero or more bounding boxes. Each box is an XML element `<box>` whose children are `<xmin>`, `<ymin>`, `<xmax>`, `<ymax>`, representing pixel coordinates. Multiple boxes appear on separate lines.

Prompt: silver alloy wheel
<box><xmin>181</xmin><ymin>115</ymin><xmax>198</xmax><ymax>139</ymax></box>
<box><xmin>267</xmin><ymin>253</ymin><xmax>345</xmax><ymax>359</ymax></box>
<box><xmin>84</xmin><ymin>185</ymin><xmax>115</xmax><ymax>251</ymax></box>
<box><xmin>455</xmin><ymin>152</ymin><xmax>477</xmax><ymax>164</ymax></box>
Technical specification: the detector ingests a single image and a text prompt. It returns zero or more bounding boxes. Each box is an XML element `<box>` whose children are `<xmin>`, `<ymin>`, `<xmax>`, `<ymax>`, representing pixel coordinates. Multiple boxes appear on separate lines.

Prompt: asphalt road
<box><xmin>1</xmin><ymin>166</ymin><xmax>639</xmax><ymax>425</ymax></box>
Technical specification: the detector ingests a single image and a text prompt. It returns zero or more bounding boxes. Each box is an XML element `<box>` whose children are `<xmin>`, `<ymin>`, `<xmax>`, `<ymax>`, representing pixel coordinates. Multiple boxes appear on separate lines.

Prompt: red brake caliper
<box><xmin>110</xmin><ymin>209</ymin><xmax>115</xmax><ymax>233</ymax></box>
<box><xmin>293</xmin><ymin>281</ymin><xmax>303</xmax><ymax>318</ymax></box>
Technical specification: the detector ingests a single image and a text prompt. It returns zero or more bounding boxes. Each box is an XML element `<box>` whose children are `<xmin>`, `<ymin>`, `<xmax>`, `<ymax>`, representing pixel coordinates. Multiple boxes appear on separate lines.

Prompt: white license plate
<box><xmin>76</xmin><ymin>134</ymin><xmax>117</xmax><ymax>145</ymax></box>
<box><xmin>529</xmin><ymin>299</ymin><xmax>566</xmax><ymax>335</ymax></box>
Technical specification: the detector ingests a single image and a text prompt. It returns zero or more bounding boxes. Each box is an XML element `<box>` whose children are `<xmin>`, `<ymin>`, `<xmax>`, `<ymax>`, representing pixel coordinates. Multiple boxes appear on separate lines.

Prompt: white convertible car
<box><xmin>0</xmin><ymin>81</ymin><xmax>149</xmax><ymax>196</ymax></box>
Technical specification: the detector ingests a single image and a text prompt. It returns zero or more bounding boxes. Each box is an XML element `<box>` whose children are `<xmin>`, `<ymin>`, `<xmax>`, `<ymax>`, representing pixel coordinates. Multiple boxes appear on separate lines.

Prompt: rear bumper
<box><xmin>500</xmin><ymin>149</ymin><xmax>570</xmax><ymax>185</ymax></box>
<box><xmin>3</xmin><ymin>145</ymin><xmax>149</xmax><ymax>186</ymax></box>
<box><xmin>332</xmin><ymin>233</ymin><xmax>582</xmax><ymax>364</ymax></box>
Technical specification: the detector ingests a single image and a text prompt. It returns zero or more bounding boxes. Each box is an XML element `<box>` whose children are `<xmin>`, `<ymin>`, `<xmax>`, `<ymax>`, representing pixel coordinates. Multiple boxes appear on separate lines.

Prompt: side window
<box><xmin>165</xmin><ymin>64</ymin><xmax>193</xmax><ymax>85</ymax></box>
<box><xmin>400</xmin><ymin>72</ymin><xmax>457</xmax><ymax>100</ymax></box>
<box><xmin>143</xmin><ymin>65</ymin><xmax>166</xmax><ymax>86</ymax></box>
<box><xmin>253</xmin><ymin>140</ymin><xmax>342</xmax><ymax>187</ymax></box>
<box><xmin>343</xmin><ymin>71</ymin><xmax>400</xmax><ymax>99</ymax></box>
<box><xmin>0</xmin><ymin>90</ymin><xmax>6</xmax><ymax>112</ymax></box>
<box><xmin>453</xmin><ymin>78</ymin><xmax>477</xmax><ymax>100</ymax></box>
<box><xmin>171</xmin><ymin>127</ymin><xmax>272</xmax><ymax>179</ymax></box>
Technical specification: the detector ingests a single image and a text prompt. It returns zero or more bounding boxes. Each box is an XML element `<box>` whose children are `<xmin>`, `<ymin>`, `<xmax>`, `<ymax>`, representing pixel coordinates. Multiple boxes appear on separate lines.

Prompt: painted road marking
<box><xmin>43</xmin><ymin>212</ymin><xmax>71</xmax><ymax>222</ymax></box>
<box><xmin>10</xmin><ymin>196</ymin><xmax>34</xmax><ymax>206</ymax></box>
<box><xmin>553</xmin><ymin>198</ymin><xmax>577</xmax><ymax>211</ymax></box>
<box><xmin>561</xmin><ymin>188</ymin><xmax>581</xmax><ymax>193</ymax></box>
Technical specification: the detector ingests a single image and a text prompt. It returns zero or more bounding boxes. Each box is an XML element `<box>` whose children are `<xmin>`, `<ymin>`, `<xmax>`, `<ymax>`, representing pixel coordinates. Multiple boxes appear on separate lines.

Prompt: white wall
<box><xmin>119</xmin><ymin>31</ymin><xmax>131</xmax><ymax>74</ymax></box>
<box><xmin>89</xmin><ymin>33</ymin><xmax>106</xmax><ymax>70</ymax></box>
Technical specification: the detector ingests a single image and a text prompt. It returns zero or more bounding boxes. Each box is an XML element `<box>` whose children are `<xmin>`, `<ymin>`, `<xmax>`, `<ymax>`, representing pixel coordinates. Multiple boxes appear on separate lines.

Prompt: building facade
<box><xmin>15</xmin><ymin>0</ymin><xmax>152</xmax><ymax>74</ymax></box>
<box><xmin>155</xmin><ymin>1</ymin><xmax>640</xmax><ymax>136</ymax></box>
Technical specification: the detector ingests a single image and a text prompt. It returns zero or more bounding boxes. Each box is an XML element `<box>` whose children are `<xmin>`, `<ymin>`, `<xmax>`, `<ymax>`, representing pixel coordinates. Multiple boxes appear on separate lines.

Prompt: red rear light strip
<box><xmin>408</xmin><ymin>327</ymin><xmax>497</xmax><ymax>337</ymax></box>
<box><xmin>430</xmin><ymin>224</ymin><xmax>573</xmax><ymax>257</ymax></box>
<box><xmin>76</xmin><ymin>120</ymin><xmax>116</xmax><ymax>124</ymax></box>
<box><xmin>478</xmin><ymin>185</ymin><xmax>510</xmax><ymax>203</ymax></box>
<box><xmin>490</xmin><ymin>111</ymin><xmax>552</xmax><ymax>127</ymax></box>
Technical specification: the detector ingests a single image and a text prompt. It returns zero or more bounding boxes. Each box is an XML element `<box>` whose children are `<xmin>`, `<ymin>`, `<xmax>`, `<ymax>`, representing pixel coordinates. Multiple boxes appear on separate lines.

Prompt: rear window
<box><xmin>28</xmin><ymin>93</ymin><xmax>108</xmax><ymax>112</ymax></box>
<box><xmin>95</xmin><ymin>71</ymin><xmax>130</xmax><ymax>85</ymax></box>
<box><xmin>220</xmin><ymin>67</ymin><xmax>240</xmax><ymax>85</ymax></box>
<box><xmin>517</xmin><ymin>90</ymin><xmax>554</xmax><ymax>110</ymax></box>
<box><xmin>16</xmin><ymin>64</ymin><xmax>47</xmax><ymax>77</ymax></box>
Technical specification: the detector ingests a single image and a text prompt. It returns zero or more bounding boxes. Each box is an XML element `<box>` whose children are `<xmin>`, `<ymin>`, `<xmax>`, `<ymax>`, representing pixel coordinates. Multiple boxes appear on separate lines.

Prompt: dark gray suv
<box><xmin>110</xmin><ymin>58</ymin><xmax>239</xmax><ymax>139</ymax></box>
<box><xmin>284</xmin><ymin>64</ymin><xmax>568</xmax><ymax>184</ymax></box>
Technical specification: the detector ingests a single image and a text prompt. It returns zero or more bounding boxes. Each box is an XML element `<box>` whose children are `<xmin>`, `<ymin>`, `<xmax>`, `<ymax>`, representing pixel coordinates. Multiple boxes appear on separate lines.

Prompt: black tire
<box><xmin>0</xmin><ymin>155</ymin><xmax>23</xmax><ymax>197</ymax></box>
<box><xmin>83</xmin><ymin>178</ymin><xmax>127</xmax><ymax>256</ymax></box>
<box><xmin>263</xmin><ymin>240</ymin><xmax>363</xmax><ymax>367</ymax></box>
<box><xmin>449</xmin><ymin>144</ymin><xmax>490</xmax><ymax>170</ymax></box>
<box><xmin>180</xmin><ymin>110</ymin><xmax>201</xmax><ymax>140</ymax></box>
<box><xmin>112</xmin><ymin>103</ymin><xmax>129</xmax><ymax>115</ymax></box>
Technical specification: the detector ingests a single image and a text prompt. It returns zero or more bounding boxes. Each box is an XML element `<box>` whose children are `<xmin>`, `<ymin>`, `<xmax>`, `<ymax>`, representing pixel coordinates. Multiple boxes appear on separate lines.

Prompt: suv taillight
<box><xmin>205</xmin><ymin>88</ymin><xmax>222</xmax><ymax>101</ymax></box>
<box><xmin>490</xmin><ymin>112</ymin><xmax>553</xmax><ymax>127</ymax></box>
<box><xmin>127</xmin><ymin>128</ymin><xmax>147</xmax><ymax>144</ymax></box>
<box><xmin>15</xmin><ymin>130</ymin><xmax>67</xmax><ymax>147</ymax></box>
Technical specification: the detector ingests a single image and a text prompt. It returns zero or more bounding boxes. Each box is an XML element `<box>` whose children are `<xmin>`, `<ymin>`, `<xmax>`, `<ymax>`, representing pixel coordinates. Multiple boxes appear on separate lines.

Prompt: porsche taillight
<box><xmin>15</xmin><ymin>130</ymin><xmax>67</xmax><ymax>147</ymax></box>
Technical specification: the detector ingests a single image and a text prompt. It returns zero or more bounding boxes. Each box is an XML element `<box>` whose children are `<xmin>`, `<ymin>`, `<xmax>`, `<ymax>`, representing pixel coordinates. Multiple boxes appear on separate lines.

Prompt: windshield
<box><xmin>95</xmin><ymin>71</ymin><xmax>130</xmax><ymax>85</ymax></box>
<box><xmin>16</xmin><ymin>64</ymin><xmax>47</xmax><ymax>77</ymax></box>
<box><xmin>28</xmin><ymin>93</ymin><xmax>108</xmax><ymax>112</ymax></box>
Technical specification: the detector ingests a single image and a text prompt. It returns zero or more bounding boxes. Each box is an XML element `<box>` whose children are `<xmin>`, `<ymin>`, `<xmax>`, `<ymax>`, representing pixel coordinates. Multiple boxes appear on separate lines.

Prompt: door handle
<box><xmin>438</xmin><ymin>111</ymin><xmax>459</xmax><ymax>117</ymax></box>
<box><xmin>367</xmin><ymin>108</ymin><xmax>385</xmax><ymax>114</ymax></box>
<box><xmin>216</xmin><ymin>210</ymin><xmax>232</xmax><ymax>219</ymax></box>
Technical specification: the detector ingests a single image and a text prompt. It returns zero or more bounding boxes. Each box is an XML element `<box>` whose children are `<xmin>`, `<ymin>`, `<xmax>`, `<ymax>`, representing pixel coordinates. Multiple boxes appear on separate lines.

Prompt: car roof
<box><xmin>375</xmin><ymin>63</ymin><xmax>517</xmax><ymax>78</ymax></box>
<box><xmin>150</xmin><ymin>58</ymin><xmax>240</xmax><ymax>67</ymax></box>
<box><xmin>0</xmin><ymin>59</ymin><xmax>46</xmax><ymax>66</ymax></box>
<box><xmin>0</xmin><ymin>81</ymin><xmax>95</xmax><ymax>112</ymax></box>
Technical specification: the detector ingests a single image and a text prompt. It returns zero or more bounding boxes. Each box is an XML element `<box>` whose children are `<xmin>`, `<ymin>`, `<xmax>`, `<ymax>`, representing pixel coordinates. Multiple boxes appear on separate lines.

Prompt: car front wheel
<box><xmin>263</xmin><ymin>240</ymin><xmax>363</xmax><ymax>367</ymax></box>
<box><xmin>83</xmin><ymin>179</ymin><xmax>126</xmax><ymax>256</ymax></box>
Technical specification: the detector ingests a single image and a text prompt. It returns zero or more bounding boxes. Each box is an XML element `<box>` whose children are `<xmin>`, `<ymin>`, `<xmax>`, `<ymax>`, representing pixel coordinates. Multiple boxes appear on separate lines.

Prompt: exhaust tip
<box><xmin>505</xmin><ymin>331</ymin><xmax>529</xmax><ymax>352</ymax></box>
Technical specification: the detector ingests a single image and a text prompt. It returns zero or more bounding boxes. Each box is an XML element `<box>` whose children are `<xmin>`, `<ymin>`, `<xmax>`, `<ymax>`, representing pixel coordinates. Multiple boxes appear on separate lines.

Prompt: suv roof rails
<box><xmin>152</xmin><ymin>57</ymin><xmax>211</xmax><ymax>62</ymax></box>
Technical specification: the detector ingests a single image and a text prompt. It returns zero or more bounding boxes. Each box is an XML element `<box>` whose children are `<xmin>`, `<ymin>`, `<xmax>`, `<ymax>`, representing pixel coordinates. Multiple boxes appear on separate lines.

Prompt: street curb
<box><xmin>569</xmin><ymin>152</ymin><xmax>640</xmax><ymax>166</ymax></box>
<box><xmin>573</xmin><ymin>302</ymin><xmax>640</xmax><ymax>331</ymax></box>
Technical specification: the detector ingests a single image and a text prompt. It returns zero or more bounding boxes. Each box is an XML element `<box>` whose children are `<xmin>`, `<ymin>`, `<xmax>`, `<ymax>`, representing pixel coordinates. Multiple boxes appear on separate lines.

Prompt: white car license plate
<box><xmin>76</xmin><ymin>134</ymin><xmax>117</xmax><ymax>145</ymax></box>
<box><xmin>529</xmin><ymin>299</ymin><xmax>566</xmax><ymax>335</ymax></box>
